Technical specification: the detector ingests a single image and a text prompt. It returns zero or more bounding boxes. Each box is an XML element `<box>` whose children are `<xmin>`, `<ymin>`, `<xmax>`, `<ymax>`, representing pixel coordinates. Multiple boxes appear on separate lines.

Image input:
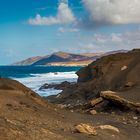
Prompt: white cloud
<box><xmin>78</xmin><ymin>29</ymin><xmax>140</xmax><ymax>52</ymax></box>
<box><xmin>58</xmin><ymin>27</ymin><xmax>79</xmax><ymax>33</ymax></box>
<box><xmin>29</xmin><ymin>1</ymin><xmax>76</xmax><ymax>25</ymax></box>
<box><xmin>83</xmin><ymin>0</ymin><xmax>140</xmax><ymax>25</ymax></box>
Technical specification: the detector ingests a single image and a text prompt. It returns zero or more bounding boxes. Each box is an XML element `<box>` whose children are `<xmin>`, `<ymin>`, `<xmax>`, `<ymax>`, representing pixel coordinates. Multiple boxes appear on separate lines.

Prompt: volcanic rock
<box><xmin>39</xmin><ymin>81</ymin><xmax>74</xmax><ymax>91</ymax></box>
<box><xmin>47</xmin><ymin>49</ymin><xmax>140</xmax><ymax>112</ymax></box>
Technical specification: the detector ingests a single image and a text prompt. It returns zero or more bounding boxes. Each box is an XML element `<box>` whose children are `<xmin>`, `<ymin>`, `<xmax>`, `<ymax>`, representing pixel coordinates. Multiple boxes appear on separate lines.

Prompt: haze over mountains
<box><xmin>13</xmin><ymin>50</ymin><xmax>127</xmax><ymax>66</ymax></box>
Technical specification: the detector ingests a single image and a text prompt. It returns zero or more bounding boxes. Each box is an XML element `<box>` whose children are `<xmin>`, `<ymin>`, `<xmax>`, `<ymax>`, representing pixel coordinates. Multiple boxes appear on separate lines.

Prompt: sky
<box><xmin>0</xmin><ymin>0</ymin><xmax>140</xmax><ymax>65</ymax></box>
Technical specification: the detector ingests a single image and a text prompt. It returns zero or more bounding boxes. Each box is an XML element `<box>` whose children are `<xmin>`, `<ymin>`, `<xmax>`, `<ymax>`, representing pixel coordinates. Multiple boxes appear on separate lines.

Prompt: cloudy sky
<box><xmin>0</xmin><ymin>0</ymin><xmax>140</xmax><ymax>64</ymax></box>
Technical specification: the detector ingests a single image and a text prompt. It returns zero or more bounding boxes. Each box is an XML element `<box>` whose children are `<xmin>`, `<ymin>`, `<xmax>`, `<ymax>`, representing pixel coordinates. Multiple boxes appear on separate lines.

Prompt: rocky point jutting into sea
<box><xmin>0</xmin><ymin>49</ymin><xmax>140</xmax><ymax>140</ymax></box>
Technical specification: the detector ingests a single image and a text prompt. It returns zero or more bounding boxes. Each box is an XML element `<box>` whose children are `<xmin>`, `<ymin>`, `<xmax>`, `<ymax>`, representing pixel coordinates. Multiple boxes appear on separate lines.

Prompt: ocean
<box><xmin>0</xmin><ymin>66</ymin><xmax>81</xmax><ymax>97</ymax></box>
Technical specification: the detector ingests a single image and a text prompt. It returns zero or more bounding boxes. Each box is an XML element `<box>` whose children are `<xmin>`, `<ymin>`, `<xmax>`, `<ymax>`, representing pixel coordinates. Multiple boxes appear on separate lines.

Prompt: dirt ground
<box><xmin>0</xmin><ymin>78</ymin><xmax>140</xmax><ymax>140</ymax></box>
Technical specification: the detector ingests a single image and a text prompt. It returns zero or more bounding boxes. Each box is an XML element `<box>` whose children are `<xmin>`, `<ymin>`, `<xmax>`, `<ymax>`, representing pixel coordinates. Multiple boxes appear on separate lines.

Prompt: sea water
<box><xmin>0</xmin><ymin>66</ymin><xmax>81</xmax><ymax>97</ymax></box>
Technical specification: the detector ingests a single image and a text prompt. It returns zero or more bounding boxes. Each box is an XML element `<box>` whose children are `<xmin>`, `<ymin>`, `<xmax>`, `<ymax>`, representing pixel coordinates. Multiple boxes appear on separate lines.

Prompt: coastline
<box><xmin>0</xmin><ymin>49</ymin><xmax>140</xmax><ymax>140</ymax></box>
<box><xmin>0</xmin><ymin>66</ymin><xmax>79</xmax><ymax>96</ymax></box>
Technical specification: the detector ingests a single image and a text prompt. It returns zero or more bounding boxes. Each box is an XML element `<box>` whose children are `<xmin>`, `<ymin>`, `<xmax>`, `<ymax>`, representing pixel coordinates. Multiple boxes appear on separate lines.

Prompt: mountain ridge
<box><xmin>12</xmin><ymin>50</ymin><xmax>127</xmax><ymax>66</ymax></box>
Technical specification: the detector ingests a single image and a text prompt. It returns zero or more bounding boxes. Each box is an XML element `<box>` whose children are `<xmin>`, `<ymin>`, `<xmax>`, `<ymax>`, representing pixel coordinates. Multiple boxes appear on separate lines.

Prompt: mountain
<box><xmin>102</xmin><ymin>49</ymin><xmax>128</xmax><ymax>56</ymax></box>
<box><xmin>13</xmin><ymin>51</ymin><xmax>102</xmax><ymax>66</ymax></box>
<box><xmin>12</xmin><ymin>50</ymin><xmax>127</xmax><ymax>66</ymax></box>
<box><xmin>13</xmin><ymin>56</ymin><xmax>43</xmax><ymax>66</ymax></box>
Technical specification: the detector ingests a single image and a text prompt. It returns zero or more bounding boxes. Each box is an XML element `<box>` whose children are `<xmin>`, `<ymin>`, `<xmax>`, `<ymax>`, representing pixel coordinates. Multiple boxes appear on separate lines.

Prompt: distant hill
<box><xmin>12</xmin><ymin>50</ymin><xmax>127</xmax><ymax>66</ymax></box>
<box><xmin>13</xmin><ymin>56</ymin><xmax>43</xmax><ymax>66</ymax></box>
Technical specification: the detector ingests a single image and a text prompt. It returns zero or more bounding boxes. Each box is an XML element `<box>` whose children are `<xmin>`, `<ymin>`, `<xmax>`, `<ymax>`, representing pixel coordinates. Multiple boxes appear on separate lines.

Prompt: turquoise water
<box><xmin>0</xmin><ymin>66</ymin><xmax>81</xmax><ymax>78</ymax></box>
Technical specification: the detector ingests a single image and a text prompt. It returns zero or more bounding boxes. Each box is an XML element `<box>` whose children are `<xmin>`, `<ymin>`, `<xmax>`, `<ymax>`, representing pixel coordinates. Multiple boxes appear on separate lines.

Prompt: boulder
<box><xmin>89</xmin><ymin>110</ymin><xmax>97</xmax><ymax>115</ymax></box>
<box><xmin>98</xmin><ymin>125</ymin><xmax>120</xmax><ymax>133</ymax></box>
<box><xmin>121</xmin><ymin>65</ymin><xmax>128</xmax><ymax>71</ymax></box>
<box><xmin>90</xmin><ymin>97</ymin><xmax>103</xmax><ymax>107</ymax></box>
<box><xmin>75</xmin><ymin>123</ymin><xmax>97</xmax><ymax>135</ymax></box>
<box><xmin>125</xmin><ymin>82</ymin><xmax>135</xmax><ymax>88</ymax></box>
<box><xmin>40</xmin><ymin>81</ymin><xmax>73</xmax><ymax>91</ymax></box>
<box><xmin>101</xmin><ymin>90</ymin><xmax>140</xmax><ymax>112</ymax></box>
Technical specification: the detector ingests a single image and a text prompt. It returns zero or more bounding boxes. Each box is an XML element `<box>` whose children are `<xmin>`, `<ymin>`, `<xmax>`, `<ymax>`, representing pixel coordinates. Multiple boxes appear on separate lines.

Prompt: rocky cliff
<box><xmin>46</xmin><ymin>49</ymin><xmax>140</xmax><ymax>112</ymax></box>
<box><xmin>77</xmin><ymin>49</ymin><xmax>140</xmax><ymax>93</ymax></box>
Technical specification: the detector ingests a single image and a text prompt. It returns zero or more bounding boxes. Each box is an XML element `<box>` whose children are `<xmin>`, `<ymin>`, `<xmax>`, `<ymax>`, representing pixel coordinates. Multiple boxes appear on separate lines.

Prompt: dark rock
<box><xmin>40</xmin><ymin>81</ymin><xmax>75</xmax><ymax>91</ymax></box>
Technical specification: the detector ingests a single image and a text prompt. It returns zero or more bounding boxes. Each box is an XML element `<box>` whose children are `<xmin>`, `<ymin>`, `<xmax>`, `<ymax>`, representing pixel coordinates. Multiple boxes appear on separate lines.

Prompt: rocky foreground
<box><xmin>0</xmin><ymin>49</ymin><xmax>140</xmax><ymax>140</ymax></box>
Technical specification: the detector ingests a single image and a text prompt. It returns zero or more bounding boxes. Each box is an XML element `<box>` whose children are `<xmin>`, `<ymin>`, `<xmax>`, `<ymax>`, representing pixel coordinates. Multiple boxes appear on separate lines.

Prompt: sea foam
<box><xmin>14</xmin><ymin>71</ymin><xmax>78</xmax><ymax>97</ymax></box>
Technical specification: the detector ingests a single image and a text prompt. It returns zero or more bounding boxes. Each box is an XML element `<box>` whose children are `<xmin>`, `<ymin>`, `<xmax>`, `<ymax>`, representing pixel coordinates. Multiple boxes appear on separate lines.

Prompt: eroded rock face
<box><xmin>77</xmin><ymin>67</ymin><xmax>92</xmax><ymax>82</ymax></box>
<box><xmin>46</xmin><ymin>49</ymin><xmax>140</xmax><ymax>112</ymax></box>
<box><xmin>77</xmin><ymin>49</ymin><xmax>140</xmax><ymax>91</ymax></box>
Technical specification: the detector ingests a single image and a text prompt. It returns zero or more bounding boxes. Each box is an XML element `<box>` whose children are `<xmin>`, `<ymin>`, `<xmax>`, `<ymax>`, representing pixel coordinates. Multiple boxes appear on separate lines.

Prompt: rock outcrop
<box><xmin>101</xmin><ymin>90</ymin><xmax>140</xmax><ymax>112</ymax></box>
<box><xmin>77</xmin><ymin>49</ymin><xmax>140</xmax><ymax>89</ymax></box>
<box><xmin>39</xmin><ymin>81</ymin><xmax>75</xmax><ymax>91</ymax></box>
<box><xmin>46</xmin><ymin>49</ymin><xmax>140</xmax><ymax>113</ymax></box>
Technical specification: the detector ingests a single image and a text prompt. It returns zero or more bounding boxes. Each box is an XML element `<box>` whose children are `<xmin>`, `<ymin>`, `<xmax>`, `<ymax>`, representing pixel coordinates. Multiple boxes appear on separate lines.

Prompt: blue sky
<box><xmin>0</xmin><ymin>0</ymin><xmax>140</xmax><ymax>65</ymax></box>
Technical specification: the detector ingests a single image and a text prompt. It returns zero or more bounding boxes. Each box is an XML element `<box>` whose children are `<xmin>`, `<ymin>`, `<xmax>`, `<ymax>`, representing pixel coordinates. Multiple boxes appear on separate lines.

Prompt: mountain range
<box><xmin>13</xmin><ymin>50</ymin><xmax>127</xmax><ymax>66</ymax></box>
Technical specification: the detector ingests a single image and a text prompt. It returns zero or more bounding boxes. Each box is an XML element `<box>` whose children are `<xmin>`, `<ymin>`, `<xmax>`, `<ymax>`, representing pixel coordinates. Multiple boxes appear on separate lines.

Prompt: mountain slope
<box><xmin>13</xmin><ymin>56</ymin><xmax>43</xmax><ymax>66</ymax></box>
<box><xmin>12</xmin><ymin>50</ymin><xmax>127</xmax><ymax>66</ymax></box>
<box><xmin>13</xmin><ymin>51</ymin><xmax>100</xmax><ymax>66</ymax></box>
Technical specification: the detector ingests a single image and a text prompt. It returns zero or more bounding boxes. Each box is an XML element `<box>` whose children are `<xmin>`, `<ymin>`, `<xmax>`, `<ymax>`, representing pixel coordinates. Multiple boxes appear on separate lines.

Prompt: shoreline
<box><xmin>0</xmin><ymin>49</ymin><xmax>140</xmax><ymax>140</ymax></box>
